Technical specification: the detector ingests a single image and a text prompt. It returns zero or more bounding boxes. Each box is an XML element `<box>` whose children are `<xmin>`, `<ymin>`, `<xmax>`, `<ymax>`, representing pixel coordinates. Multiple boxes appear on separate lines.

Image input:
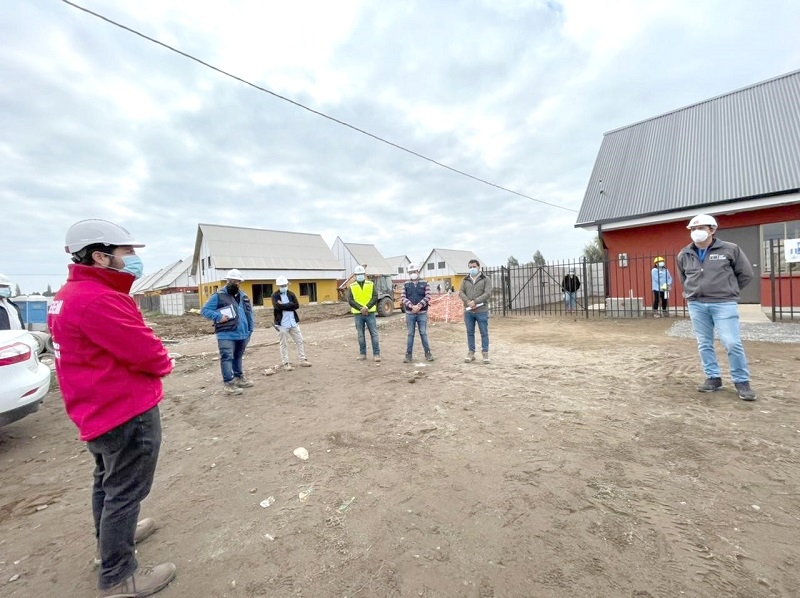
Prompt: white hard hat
<box><xmin>224</xmin><ymin>269</ymin><xmax>244</xmax><ymax>281</ymax></box>
<box><xmin>353</xmin><ymin>265</ymin><xmax>366</xmax><ymax>275</ymax></box>
<box><xmin>687</xmin><ymin>214</ymin><xmax>718</xmax><ymax>229</ymax></box>
<box><xmin>65</xmin><ymin>219</ymin><xmax>144</xmax><ymax>254</ymax></box>
<box><xmin>276</xmin><ymin>275</ymin><xmax>289</xmax><ymax>286</ymax></box>
<box><xmin>0</xmin><ymin>273</ymin><xmax>11</xmax><ymax>286</ymax></box>
<box><xmin>407</xmin><ymin>263</ymin><xmax>419</xmax><ymax>272</ymax></box>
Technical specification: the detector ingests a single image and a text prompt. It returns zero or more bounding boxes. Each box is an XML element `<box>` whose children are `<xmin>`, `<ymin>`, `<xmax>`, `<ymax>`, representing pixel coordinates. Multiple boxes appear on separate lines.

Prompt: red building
<box><xmin>576</xmin><ymin>70</ymin><xmax>800</xmax><ymax>314</ymax></box>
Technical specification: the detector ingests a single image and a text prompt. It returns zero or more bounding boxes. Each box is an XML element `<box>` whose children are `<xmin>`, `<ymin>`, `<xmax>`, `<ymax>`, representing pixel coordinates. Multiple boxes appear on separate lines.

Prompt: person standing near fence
<box><xmin>561</xmin><ymin>267</ymin><xmax>581</xmax><ymax>313</ymax></box>
<box><xmin>677</xmin><ymin>213</ymin><xmax>757</xmax><ymax>401</ymax></box>
<box><xmin>459</xmin><ymin>259</ymin><xmax>492</xmax><ymax>364</ymax></box>
<box><xmin>651</xmin><ymin>257</ymin><xmax>673</xmax><ymax>317</ymax></box>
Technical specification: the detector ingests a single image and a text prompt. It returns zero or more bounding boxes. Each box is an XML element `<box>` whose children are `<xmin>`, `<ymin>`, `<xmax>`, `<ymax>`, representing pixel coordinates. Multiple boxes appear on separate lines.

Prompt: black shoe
<box><xmin>734</xmin><ymin>381</ymin><xmax>757</xmax><ymax>401</ymax></box>
<box><xmin>697</xmin><ymin>377</ymin><xmax>723</xmax><ymax>392</ymax></box>
<box><xmin>403</xmin><ymin>354</ymin><xmax>412</xmax><ymax>364</ymax></box>
<box><xmin>425</xmin><ymin>352</ymin><xmax>435</xmax><ymax>362</ymax></box>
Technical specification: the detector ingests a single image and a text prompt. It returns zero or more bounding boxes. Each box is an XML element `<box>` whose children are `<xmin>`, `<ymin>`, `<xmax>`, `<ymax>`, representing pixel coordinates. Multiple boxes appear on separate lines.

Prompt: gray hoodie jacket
<box><xmin>676</xmin><ymin>237</ymin><xmax>754</xmax><ymax>302</ymax></box>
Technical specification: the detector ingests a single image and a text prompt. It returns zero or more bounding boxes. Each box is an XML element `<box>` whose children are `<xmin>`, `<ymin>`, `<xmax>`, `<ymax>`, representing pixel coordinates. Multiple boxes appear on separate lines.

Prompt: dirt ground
<box><xmin>2</xmin><ymin>306</ymin><xmax>800</xmax><ymax>598</ymax></box>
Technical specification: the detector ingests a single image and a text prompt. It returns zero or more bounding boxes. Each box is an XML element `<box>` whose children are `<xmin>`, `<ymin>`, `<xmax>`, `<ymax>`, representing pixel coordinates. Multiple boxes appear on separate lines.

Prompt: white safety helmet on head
<box><xmin>353</xmin><ymin>265</ymin><xmax>366</xmax><ymax>275</ymax></box>
<box><xmin>687</xmin><ymin>214</ymin><xmax>718</xmax><ymax>229</ymax></box>
<box><xmin>224</xmin><ymin>269</ymin><xmax>244</xmax><ymax>282</ymax></box>
<box><xmin>65</xmin><ymin>219</ymin><xmax>144</xmax><ymax>255</ymax></box>
<box><xmin>0</xmin><ymin>273</ymin><xmax>11</xmax><ymax>287</ymax></box>
<box><xmin>276</xmin><ymin>275</ymin><xmax>289</xmax><ymax>286</ymax></box>
<box><xmin>407</xmin><ymin>263</ymin><xmax>419</xmax><ymax>272</ymax></box>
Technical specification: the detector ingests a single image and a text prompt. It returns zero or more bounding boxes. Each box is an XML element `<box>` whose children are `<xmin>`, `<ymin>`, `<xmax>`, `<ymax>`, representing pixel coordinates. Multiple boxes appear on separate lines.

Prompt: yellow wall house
<box><xmin>191</xmin><ymin>224</ymin><xmax>345</xmax><ymax>307</ymax></box>
<box><xmin>419</xmin><ymin>248</ymin><xmax>486</xmax><ymax>293</ymax></box>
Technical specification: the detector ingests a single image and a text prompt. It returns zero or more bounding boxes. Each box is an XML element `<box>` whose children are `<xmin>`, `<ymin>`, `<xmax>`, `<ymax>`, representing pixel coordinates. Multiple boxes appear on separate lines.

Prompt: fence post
<box><xmin>769</xmin><ymin>239</ymin><xmax>777</xmax><ymax>322</ymax></box>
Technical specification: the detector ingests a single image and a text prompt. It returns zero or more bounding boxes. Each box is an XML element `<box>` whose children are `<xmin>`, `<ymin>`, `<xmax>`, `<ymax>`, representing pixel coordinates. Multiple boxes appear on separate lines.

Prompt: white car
<box><xmin>0</xmin><ymin>329</ymin><xmax>51</xmax><ymax>426</ymax></box>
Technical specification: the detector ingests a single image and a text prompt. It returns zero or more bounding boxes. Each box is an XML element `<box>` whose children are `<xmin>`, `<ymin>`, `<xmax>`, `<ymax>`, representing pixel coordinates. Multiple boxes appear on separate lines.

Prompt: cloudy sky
<box><xmin>2</xmin><ymin>0</ymin><xmax>799</xmax><ymax>293</ymax></box>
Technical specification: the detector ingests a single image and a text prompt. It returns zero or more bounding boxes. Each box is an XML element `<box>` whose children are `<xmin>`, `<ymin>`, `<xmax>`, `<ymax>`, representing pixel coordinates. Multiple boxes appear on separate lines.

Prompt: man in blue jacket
<box><xmin>201</xmin><ymin>269</ymin><xmax>254</xmax><ymax>395</ymax></box>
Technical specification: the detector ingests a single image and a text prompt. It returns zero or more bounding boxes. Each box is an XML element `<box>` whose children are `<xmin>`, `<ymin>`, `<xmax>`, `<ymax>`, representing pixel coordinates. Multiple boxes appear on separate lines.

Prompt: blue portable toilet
<box><xmin>15</xmin><ymin>295</ymin><xmax>50</xmax><ymax>331</ymax></box>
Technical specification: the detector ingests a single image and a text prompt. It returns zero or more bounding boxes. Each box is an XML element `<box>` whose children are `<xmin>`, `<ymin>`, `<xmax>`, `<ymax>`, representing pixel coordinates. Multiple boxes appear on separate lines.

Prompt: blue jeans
<box><xmin>89</xmin><ymin>406</ymin><xmax>161</xmax><ymax>589</ymax></box>
<box><xmin>405</xmin><ymin>312</ymin><xmax>431</xmax><ymax>355</ymax></box>
<box><xmin>687</xmin><ymin>301</ymin><xmax>750</xmax><ymax>382</ymax></box>
<box><xmin>564</xmin><ymin>291</ymin><xmax>577</xmax><ymax>310</ymax></box>
<box><xmin>354</xmin><ymin>313</ymin><xmax>380</xmax><ymax>356</ymax></box>
<box><xmin>464</xmin><ymin>310</ymin><xmax>489</xmax><ymax>353</ymax></box>
<box><xmin>217</xmin><ymin>337</ymin><xmax>249</xmax><ymax>383</ymax></box>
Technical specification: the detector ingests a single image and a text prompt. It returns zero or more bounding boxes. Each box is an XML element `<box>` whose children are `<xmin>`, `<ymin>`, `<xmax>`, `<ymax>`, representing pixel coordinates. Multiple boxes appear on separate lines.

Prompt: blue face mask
<box><xmin>279</xmin><ymin>286</ymin><xmax>288</xmax><ymax>293</ymax></box>
<box><xmin>121</xmin><ymin>255</ymin><xmax>144</xmax><ymax>279</ymax></box>
<box><xmin>356</xmin><ymin>275</ymin><xmax>365</xmax><ymax>282</ymax></box>
<box><xmin>469</xmin><ymin>267</ymin><xmax>479</xmax><ymax>276</ymax></box>
<box><xmin>0</xmin><ymin>287</ymin><xmax>11</xmax><ymax>298</ymax></box>
<box><xmin>104</xmin><ymin>253</ymin><xmax>143</xmax><ymax>279</ymax></box>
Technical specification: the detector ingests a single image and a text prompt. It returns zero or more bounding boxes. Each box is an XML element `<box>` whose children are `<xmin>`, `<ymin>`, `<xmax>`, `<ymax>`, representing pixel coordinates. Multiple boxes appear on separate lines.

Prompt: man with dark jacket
<box><xmin>677</xmin><ymin>214</ymin><xmax>756</xmax><ymax>401</ymax></box>
<box><xmin>271</xmin><ymin>275</ymin><xmax>311</xmax><ymax>370</ymax></box>
<box><xmin>561</xmin><ymin>267</ymin><xmax>581</xmax><ymax>313</ymax></box>
<box><xmin>459</xmin><ymin>259</ymin><xmax>493</xmax><ymax>364</ymax></box>
<box><xmin>0</xmin><ymin>273</ymin><xmax>24</xmax><ymax>330</ymax></box>
<box><xmin>201</xmin><ymin>269</ymin><xmax>255</xmax><ymax>395</ymax></box>
<box><xmin>48</xmin><ymin>219</ymin><xmax>176</xmax><ymax>597</ymax></box>
<box><xmin>401</xmin><ymin>263</ymin><xmax>434</xmax><ymax>363</ymax></box>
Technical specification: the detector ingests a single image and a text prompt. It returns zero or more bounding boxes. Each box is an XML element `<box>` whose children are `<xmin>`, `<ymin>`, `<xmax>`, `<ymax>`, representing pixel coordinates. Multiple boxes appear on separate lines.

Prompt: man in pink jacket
<box><xmin>48</xmin><ymin>219</ymin><xmax>176</xmax><ymax>598</ymax></box>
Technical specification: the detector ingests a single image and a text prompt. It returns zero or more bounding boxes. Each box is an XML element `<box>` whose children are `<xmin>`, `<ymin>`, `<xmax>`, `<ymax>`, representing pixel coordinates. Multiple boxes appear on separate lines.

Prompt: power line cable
<box><xmin>61</xmin><ymin>0</ymin><xmax>577</xmax><ymax>213</ymax></box>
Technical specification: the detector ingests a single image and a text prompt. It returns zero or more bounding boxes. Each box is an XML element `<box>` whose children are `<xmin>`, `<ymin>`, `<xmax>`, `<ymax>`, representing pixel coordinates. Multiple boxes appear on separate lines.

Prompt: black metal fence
<box><xmin>485</xmin><ymin>254</ymin><xmax>687</xmax><ymax>319</ymax></box>
<box><xmin>768</xmin><ymin>238</ymin><xmax>798</xmax><ymax>321</ymax></box>
<box><xmin>487</xmin><ymin>248</ymin><xmax>798</xmax><ymax>321</ymax></box>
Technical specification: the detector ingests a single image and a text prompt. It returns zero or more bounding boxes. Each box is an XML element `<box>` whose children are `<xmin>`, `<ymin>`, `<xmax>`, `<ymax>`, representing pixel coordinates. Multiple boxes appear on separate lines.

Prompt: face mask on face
<box><xmin>690</xmin><ymin>229</ymin><xmax>709</xmax><ymax>244</ymax></box>
<box><xmin>410</xmin><ymin>273</ymin><xmax>419</xmax><ymax>280</ymax></box>
<box><xmin>104</xmin><ymin>253</ymin><xmax>143</xmax><ymax>279</ymax></box>
<box><xmin>657</xmin><ymin>263</ymin><xmax>665</xmax><ymax>269</ymax></box>
<box><xmin>355</xmin><ymin>275</ymin><xmax>365</xmax><ymax>283</ymax></box>
<box><xmin>226</xmin><ymin>283</ymin><xmax>239</xmax><ymax>293</ymax></box>
<box><xmin>279</xmin><ymin>286</ymin><xmax>288</xmax><ymax>293</ymax></box>
<box><xmin>0</xmin><ymin>288</ymin><xmax>11</xmax><ymax>298</ymax></box>
<box><xmin>469</xmin><ymin>267</ymin><xmax>479</xmax><ymax>276</ymax></box>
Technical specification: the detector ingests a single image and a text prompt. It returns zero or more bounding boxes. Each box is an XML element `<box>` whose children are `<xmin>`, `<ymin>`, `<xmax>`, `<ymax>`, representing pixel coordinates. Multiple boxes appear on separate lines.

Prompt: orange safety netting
<box><xmin>427</xmin><ymin>293</ymin><xmax>464</xmax><ymax>323</ymax></box>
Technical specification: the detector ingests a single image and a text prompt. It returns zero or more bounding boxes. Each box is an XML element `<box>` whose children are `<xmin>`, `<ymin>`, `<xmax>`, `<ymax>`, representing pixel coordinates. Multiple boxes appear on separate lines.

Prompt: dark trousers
<box><xmin>652</xmin><ymin>290</ymin><xmax>668</xmax><ymax>312</ymax></box>
<box><xmin>88</xmin><ymin>406</ymin><xmax>162</xmax><ymax>589</ymax></box>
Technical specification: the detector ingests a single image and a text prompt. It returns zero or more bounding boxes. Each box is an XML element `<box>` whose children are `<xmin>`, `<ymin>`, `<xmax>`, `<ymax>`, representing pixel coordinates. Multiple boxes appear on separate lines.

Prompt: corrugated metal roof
<box><xmin>192</xmin><ymin>224</ymin><xmax>343</xmax><ymax>273</ymax></box>
<box><xmin>423</xmin><ymin>248</ymin><xmax>484</xmax><ymax>274</ymax></box>
<box><xmin>343</xmin><ymin>242</ymin><xmax>396</xmax><ymax>275</ymax></box>
<box><xmin>576</xmin><ymin>70</ymin><xmax>800</xmax><ymax>227</ymax></box>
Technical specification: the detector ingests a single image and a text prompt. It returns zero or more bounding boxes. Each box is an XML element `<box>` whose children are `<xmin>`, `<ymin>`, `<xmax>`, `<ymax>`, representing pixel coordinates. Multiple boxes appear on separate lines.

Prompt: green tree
<box><xmin>582</xmin><ymin>235</ymin><xmax>604</xmax><ymax>263</ymax></box>
<box><xmin>507</xmin><ymin>255</ymin><xmax>519</xmax><ymax>267</ymax></box>
<box><xmin>43</xmin><ymin>284</ymin><xmax>53</xmax><ymax>297</ymax></box>
<box><xmin>14</xmin><ymin>283</ymin><xmax>21</xmax><ymax>296</ymax></box>
<box><xmin>532</xmin><ymin>250</ymin><xmax>546</xmax><ymax>266</ymax></box>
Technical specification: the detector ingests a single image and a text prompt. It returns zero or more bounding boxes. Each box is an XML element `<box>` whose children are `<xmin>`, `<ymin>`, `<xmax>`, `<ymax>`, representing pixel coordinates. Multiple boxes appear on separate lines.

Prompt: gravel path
<box><xmin>667</xmin><ymin>319</ymin><xmax>800</xmax><ymax>344</ymax></box>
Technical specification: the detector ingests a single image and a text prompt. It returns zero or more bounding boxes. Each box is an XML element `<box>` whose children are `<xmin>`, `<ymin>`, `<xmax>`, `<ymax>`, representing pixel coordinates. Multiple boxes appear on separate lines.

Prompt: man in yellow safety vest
<box><xmin>346</xmin><ymin>265</ymin><xmax>381</xmax><ymax>362</ymax></box>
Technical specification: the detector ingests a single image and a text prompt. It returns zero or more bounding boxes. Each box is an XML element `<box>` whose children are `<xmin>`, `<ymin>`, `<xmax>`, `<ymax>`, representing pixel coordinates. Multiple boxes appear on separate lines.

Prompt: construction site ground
<box><xmin>2</xmin><ymin>305</ymin><xmax>800</xmax><ymax>597</ymax></box>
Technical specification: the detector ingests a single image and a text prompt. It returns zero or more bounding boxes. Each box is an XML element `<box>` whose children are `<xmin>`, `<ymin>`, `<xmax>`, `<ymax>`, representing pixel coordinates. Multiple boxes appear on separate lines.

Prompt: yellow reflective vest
<box><xmin>350</xmin><ymin>280</ymin><xmax>376</xmax><ymax>314</ymax></box>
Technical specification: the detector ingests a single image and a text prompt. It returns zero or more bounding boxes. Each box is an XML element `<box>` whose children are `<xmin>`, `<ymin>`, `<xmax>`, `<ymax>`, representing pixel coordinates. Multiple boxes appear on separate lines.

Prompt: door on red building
<box><xmin>715</xmin><ymin>226</ymin><xmax>760</xmax><ymax>304</ymax></box>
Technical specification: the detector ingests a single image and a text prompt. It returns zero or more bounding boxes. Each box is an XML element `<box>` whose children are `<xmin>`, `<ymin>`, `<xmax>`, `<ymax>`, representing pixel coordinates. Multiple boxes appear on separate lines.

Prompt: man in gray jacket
<box><xmin>677</xmin><ymin>214</ymin><xmax>756</xmax><ymax>400</ymax></box>
<box><xmin>459</xmin><ymin>259</ymin><xmax>493</xmax><ymax>364</ymax></box>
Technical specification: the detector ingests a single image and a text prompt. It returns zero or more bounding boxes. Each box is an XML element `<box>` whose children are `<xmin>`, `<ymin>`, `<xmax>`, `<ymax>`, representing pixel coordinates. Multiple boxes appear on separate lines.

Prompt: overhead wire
<box><xmin>61</xmin><ymin>0</ymin><xmax>578</xmax><ymax>213</ymax></box>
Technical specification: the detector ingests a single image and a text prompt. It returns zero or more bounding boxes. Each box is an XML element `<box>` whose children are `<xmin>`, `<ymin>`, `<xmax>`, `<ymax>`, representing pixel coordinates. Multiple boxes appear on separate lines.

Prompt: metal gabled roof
<box><xmin>342</xmin><ymin>242</ymin><xmax>395</xmax><ymax>275</ymax></box>
<box><xmin>577</xmin><ymin>69</ymin><xmax>800</xmax><ymax>228</ymax></box>
<box><xmin>192</xmin><ymin>224</ymin><xmax>343</xmax><ymax>274</ymax></box>
<box><xmin>422</xmin><ymin>248</ymin><xmax>484</xmax><ymax>274</ymax></box>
